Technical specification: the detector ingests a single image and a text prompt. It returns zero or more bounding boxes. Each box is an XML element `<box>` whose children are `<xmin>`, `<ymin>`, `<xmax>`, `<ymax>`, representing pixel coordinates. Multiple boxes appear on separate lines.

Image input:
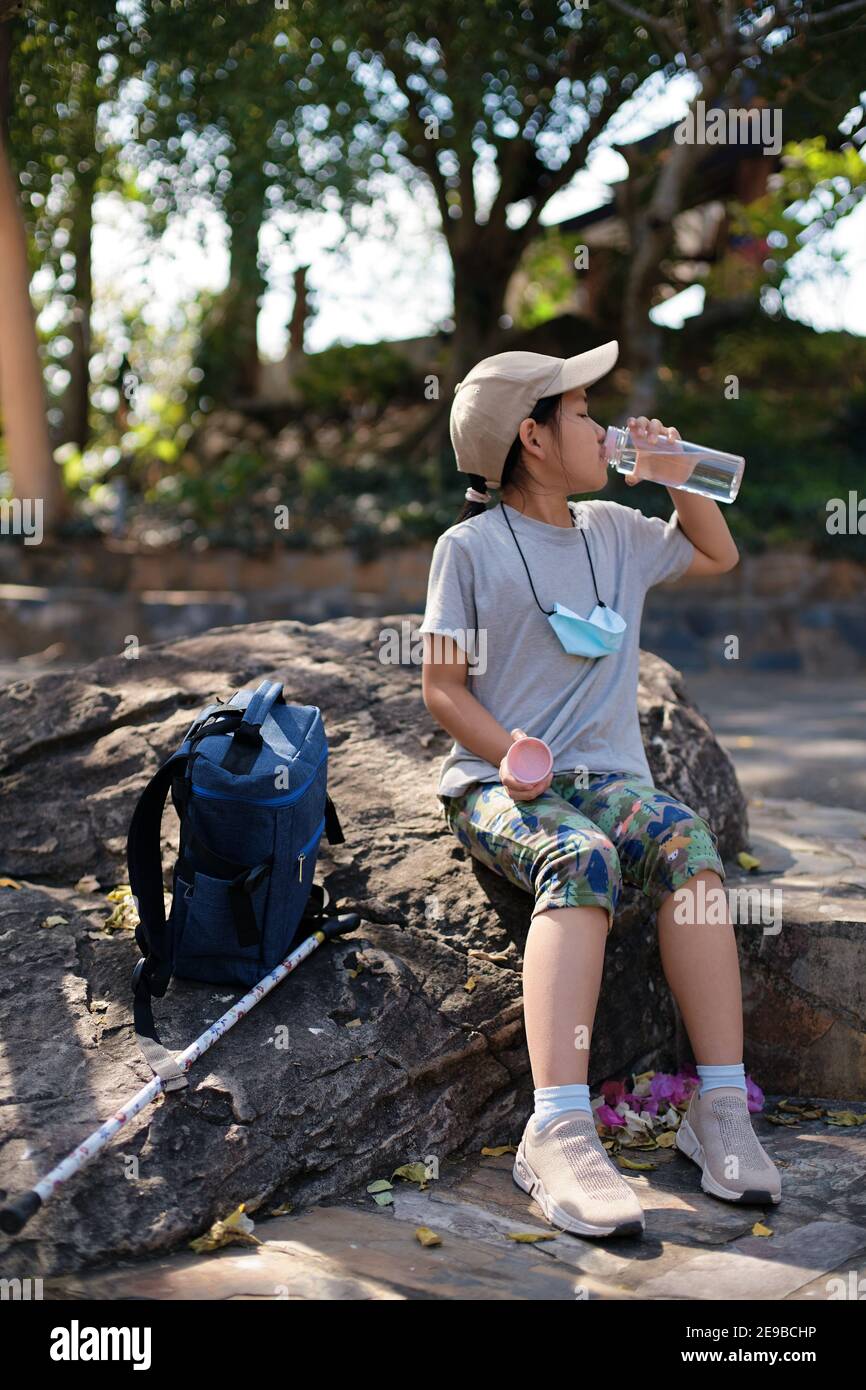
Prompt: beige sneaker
<box><xmin>513</xmin><ymin>1110</ymin><xmax>646</xmax><ymax>1238</ymax></box>
<box><xmin>676</xmin><ymin>1084</ymin><xmax>782</xmax><ymax>1204</ymax></box>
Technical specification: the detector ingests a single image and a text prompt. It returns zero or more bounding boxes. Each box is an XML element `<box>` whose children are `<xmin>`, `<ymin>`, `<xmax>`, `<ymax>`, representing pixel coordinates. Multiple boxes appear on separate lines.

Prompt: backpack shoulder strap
<box><xmin>127</xmin><ymin>748</ymin><xmax>191</xmax><ymax>1090</ymax></box>
<box><xmin>324</xmin><ymin>793</ymin><xmax>344</xmax><ymax>845</ymax></box>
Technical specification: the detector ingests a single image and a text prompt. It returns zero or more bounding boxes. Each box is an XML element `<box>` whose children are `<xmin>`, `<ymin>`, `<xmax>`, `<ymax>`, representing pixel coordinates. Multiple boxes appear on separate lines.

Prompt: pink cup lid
<box><xmin>505</xmin><ymin>737</ymin><xmax>553</xmax><ymax>784</ymax></box>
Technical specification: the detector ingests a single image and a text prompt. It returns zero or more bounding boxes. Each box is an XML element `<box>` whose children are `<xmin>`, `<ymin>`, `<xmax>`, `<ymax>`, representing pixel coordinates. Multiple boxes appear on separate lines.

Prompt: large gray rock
<box><xmin>0</xmin><ymin>617</ymin><xmax>748</xmax><ymax>1276</ymax></box>
<box><xmin>731</xmin><ymin>798</ymin><xmax>866</xmax><ymax>1101</ymax></box>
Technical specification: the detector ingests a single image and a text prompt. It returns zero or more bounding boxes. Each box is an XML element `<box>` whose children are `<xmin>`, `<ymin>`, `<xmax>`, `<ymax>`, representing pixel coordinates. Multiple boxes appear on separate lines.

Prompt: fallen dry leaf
<box><xmin>736</xmin><ymin>851</ymin><xmax>761</xmax><ymax>872</ymax></box>
<box><xmin>189</xmin><ymin>1203</ymin><xmax>261</xmax><ymax>1254</ymax></box>
<box><xmin>106</xmin><ymin>885</ymin><xmax>133</xmax><ymax>902</ymax></box>
<box><xmin>366</xmin><ymin>1178</ymin><xmax>394</xmax><ymax>1206</ymax></box>
<box><xmin>392</xmin><ymin>1163</ymin><xmax>430</xmax><ymax>1184</ymax></box>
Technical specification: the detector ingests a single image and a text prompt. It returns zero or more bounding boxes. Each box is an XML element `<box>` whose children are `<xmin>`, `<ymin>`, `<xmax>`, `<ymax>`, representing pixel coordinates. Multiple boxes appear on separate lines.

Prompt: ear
<box><xmin>517</xmin><ymin>416</ymin><xmax>543</xmax><ymax>457</ymax></box>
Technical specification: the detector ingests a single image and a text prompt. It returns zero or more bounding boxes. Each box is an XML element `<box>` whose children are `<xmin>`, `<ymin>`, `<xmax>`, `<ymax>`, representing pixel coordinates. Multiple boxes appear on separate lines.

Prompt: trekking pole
<box><xmin>0</xmin><ymin>912</ymin><xmax>360</xmax><ymax>1235</ymax></box>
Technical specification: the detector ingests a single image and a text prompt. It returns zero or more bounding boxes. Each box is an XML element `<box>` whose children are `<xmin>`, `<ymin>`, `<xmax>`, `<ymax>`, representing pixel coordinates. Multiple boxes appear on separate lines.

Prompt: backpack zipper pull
<box><xmin>297</xmin><ymin>852</ymin><xmax>305</xmax><ymax>882</ymax></box>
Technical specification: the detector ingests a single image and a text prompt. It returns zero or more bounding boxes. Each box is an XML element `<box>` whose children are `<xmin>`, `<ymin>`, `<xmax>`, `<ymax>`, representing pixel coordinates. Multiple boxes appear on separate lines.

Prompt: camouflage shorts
<box><xmin>441</xmin><ymin>771</ymin><xmax>725</xmax><ymax>933</ymax></box>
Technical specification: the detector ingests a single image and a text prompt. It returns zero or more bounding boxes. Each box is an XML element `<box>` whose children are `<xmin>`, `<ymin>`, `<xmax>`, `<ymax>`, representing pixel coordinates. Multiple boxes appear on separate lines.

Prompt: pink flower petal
<box><xmin>601</xmin><ymin>1079</ymin><xmax>627</xmax><ymax>1107</ymax></box>
<box><xmin>745</xmin><ymin>1075</ymin><xmax>764</xmax><ymax>1113</ymax></box>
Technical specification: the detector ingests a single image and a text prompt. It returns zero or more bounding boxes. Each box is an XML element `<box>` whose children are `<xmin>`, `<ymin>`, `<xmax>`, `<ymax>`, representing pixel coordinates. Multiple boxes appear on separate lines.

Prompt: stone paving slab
<box><xmin>41</xmin><ymin>1095</ymin><xmax>866</xmax><ymax>1301</ymax></box>
<box><xmin>725</xmin><ymin>796</ymin><xmax>866</xmax><ymax>1100</ymax></box>
<box><xmin>637</xmin><ymin>1220</ymin><xmax>866</xmax><ymax>1301</ymax></box>
<box><xmin>44</xmin><ymin>1203</ymin><xmax>629</xmax><ymax>1302</ymax></box>
<box><xmin>684</xmin><ymin>672</ymin><xmax>866</xmax><ymax>816</ymax></box>
<box><xmin>725</xmin><ymin>796</ymin><xmax>866</xmax><ymax>925</ymax></box>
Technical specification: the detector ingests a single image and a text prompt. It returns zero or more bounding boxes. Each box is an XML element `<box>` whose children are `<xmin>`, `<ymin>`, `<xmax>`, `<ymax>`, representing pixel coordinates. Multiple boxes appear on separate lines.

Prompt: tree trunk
<box><xmin>396</xmin><ymin>238</ymin><xmax>517</xmax><ymax>478</ymax></box>
<box><xmin>620</xmin><ymin>218</ymin><xmax>668</xmax><ymax>419</ymax></box>
<box><xmin>200</xmin><ymin>174</ymin><xmax>269</xmax><ymax>402</ymax></box>
<box><xmin>618</xmin><ymin>79</ymin><xmax>729</xmax><ymax>418</ymax></box>
<box><xmin>450</xmin><ymin>241</ymin><xmax>516</xmax><ymax>383</ymax></box>
<box><xmin>62</xmin><ymin>173</ymin><xmax>95</xmax><ymax>449</ymax></box>
<box><xmin>0</xmin><ymin>83</ymin><xmax>65</xmax><ymax>529</ymax></box>
<box><xmin>225</xmin><ymin>221</ymin><xmax>264</xmax><ymax>399</ymax></box>
<box><xmin>289</xmin><ymin>264</ymin><xmax>308</xmax><ymax>354</ymax></box>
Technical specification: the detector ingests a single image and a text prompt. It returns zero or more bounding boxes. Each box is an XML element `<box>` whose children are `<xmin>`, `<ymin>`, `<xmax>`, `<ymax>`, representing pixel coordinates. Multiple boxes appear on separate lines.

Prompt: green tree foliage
<box><xmin>7</xmin><ymin>0</ymin><xmax>865</xmax><ymax>545</ymax></box>
<box><xmin>126</xmin><ymin>0</ymin><xmax>376</xmax><ymax>401</ymax></box>
<box><xmin>8</xmin><ymin>2</ymin><xmax>146</xmax><ymax>448</ymax></box>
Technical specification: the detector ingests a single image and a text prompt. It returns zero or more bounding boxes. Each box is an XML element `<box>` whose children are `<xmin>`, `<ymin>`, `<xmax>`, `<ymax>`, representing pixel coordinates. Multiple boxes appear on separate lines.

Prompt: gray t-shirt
<box><xmin>419</xmin><ymin>498</ymin><xmax>696</xmax><ymax>802</ymax></box>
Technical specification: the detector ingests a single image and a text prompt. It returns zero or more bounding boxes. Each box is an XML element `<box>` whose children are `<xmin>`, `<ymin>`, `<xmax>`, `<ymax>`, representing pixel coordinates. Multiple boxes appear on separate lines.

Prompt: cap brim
<box><xmin>548</xmin><ymin>340</ymin><xmax>619</xmax><ymax>394</ymax></box>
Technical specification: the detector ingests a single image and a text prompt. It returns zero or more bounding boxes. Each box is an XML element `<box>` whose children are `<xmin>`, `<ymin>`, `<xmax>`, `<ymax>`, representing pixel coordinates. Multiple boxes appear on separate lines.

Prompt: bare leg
<box><xmin>656</xmin><ymin>869</ymin><xmax>743</xmax><ymax>1062</ymax></box>
<box><xmin>521</xmin><ymin>905</ymin><xmax>609</xmax><ymax>1088</ymax></box>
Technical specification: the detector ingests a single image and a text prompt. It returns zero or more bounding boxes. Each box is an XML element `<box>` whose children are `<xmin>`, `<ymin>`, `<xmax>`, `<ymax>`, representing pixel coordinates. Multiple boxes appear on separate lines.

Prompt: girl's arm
<box><xmin>664</xmin><ymin>485</ymin><xmax>740</xmax><ymax>576</ymax></box>
<box><xmin>422</xmin><ymin>633</ymin><xmax>513</xmax><ymax>768</ymax></box>
<box><xmin>422</xmin><ymin>634</ymin><xmax>551</xmax><ymax>799</ymax></box>
<box><xmin>627</xmin><ymin>415</ymin><xmax>739</xmax><ymax>576</ymax></box>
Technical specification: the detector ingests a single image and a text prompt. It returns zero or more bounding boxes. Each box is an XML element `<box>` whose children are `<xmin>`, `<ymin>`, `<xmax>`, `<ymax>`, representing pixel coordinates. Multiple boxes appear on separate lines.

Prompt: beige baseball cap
<box><xmin>450</xmin><ymin>341</ymin><xmax>619</xmax><ymax>486</ymax></box>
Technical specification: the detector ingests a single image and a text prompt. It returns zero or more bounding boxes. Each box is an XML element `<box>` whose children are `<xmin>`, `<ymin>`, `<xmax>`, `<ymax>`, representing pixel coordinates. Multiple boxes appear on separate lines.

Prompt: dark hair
<box><xmin>453</xmin><ymin>394</ymin><xmax>563</xmax><ymax>524</ymax></box>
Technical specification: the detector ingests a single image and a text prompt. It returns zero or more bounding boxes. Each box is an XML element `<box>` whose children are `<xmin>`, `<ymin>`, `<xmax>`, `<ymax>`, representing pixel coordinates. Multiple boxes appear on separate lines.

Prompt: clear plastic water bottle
<box><xmin>604</xmin><ymin>425</ymin><xmax>745</xmax><ymax>503</ymax></box>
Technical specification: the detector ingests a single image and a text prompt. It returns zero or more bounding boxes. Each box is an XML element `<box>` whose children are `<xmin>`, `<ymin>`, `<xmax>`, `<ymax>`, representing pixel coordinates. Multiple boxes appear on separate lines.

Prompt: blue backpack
<box><xmin>127</xmin><ymin>678</ymin><xmax>346</xmax><ymax>1087</ymax></box>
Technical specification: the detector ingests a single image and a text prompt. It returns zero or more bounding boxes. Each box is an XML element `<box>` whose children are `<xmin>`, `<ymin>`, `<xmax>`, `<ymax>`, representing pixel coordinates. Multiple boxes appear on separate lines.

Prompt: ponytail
<box><xmin>453</xmin><ymin>473</ymin><xmax>491</xmax><ymax>524</ymax></box>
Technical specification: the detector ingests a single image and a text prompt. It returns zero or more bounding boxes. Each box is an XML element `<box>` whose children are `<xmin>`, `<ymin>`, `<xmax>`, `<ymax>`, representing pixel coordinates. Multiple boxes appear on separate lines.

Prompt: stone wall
<box><xmin>1</xmin><ymin>537</ymin><xmax>864</xmax><ymax>671</ymax></box>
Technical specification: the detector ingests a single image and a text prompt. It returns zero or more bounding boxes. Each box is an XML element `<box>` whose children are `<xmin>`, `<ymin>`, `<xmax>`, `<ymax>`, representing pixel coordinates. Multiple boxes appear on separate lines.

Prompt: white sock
<box><xmin>696</xmin><ymin>1062</ymin><xmax>747</xmax><ymax>1097</ymax></box>
<box><xmin>533</xmin><ymin>1082</ymin><xmax>593</xmax><ymax>1126</ymax></box>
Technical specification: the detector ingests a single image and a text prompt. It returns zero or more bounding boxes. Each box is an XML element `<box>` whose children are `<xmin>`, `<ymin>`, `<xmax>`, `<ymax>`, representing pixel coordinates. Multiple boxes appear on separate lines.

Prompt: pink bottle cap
<box><xmin>504</xmin><ymin>737</ymin><xmax>554</xmax><ymax>785</ymax></box>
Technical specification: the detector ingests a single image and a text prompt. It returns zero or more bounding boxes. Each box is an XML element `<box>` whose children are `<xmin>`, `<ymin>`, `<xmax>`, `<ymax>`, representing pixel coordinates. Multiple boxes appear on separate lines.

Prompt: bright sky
<box><xmin>88</xmin><ymin>70</ymin><xmax>866</xmax><ymax>363</ymax></box>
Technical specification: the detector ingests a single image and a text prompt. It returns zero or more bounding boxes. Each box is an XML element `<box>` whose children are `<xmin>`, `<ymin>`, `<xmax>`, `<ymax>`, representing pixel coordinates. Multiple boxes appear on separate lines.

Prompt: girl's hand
<box><xmin>624</xmin><ymin>416</ymin><xmax>682</xmax><ymax>486</ymax></box>
<box><xmin>499</xmin><ymin>727</ymin><xmax>554</xmax><ymax>802</ymax></box>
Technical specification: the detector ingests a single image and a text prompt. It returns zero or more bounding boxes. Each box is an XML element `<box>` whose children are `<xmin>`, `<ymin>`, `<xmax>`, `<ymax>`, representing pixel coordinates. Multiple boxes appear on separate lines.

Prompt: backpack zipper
<box><xmin>296</xmin><ymin>817</ymin><xmax>326</xmax><ymax>882</ymax></box>
<box><xmin>190</xmin><ymin>749</ymin><xmax>328</xmax><ymax>807</ymax></box>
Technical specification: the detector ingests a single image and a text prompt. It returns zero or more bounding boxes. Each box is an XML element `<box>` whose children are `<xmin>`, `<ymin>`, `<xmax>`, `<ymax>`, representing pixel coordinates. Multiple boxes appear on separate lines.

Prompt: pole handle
<box><xmin>0</xmin><ymin>1189</ymin><xmax>42</xmax><ymax>1235</ymax></box>
<box><xmin>319</xmin><ymin>912</ymin><xmax>361</xmax><ymax>941</ymax></box>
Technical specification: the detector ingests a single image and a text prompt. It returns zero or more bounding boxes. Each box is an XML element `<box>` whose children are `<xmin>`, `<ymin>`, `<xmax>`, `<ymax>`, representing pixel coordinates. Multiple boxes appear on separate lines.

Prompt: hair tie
<box><xmin>464</xmin><ymin>486</ymin><xmax>490</xmax><ymax>504</ymax></box>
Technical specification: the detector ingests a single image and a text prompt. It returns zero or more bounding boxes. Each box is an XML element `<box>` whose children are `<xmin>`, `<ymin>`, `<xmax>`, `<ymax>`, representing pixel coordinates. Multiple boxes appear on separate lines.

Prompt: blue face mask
<box><xmin>547</xmin><ymin>600</ymin><xmax>627</xmax><ymax>657</ymax></box>
<box><xmin>500</xmin><ymin>501</ymin><xmax>628</xmax><ymax>660</ymax></box>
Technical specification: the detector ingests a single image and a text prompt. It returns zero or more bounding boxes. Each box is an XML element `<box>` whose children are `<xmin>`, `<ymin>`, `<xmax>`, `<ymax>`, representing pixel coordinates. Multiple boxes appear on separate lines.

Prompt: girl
<box><xmin>419</xmin><ymin>342</ymin><xmax>781</xmax><ymax>1240</ymax></box>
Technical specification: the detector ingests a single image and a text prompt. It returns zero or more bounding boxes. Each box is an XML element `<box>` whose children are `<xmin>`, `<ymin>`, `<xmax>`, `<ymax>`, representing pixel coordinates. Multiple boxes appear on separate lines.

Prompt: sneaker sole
<box><xmin>675</xmin><ymin>1117</ymin><xmax>781</xmax><ymax>1204</ymax></box>
<box><xmin>513</xmin><ymin>1140</ymin><xmax>645</xmax><ymax>1238</ymax></box>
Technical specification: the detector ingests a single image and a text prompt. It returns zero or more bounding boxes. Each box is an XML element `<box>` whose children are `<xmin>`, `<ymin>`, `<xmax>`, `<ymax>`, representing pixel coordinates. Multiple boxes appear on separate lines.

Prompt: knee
<box><xmin>655</xmin><ymin>810</ymin><xmax>720</xmax><ymax>859</ymax></box>
<box><xmin>533</xmin><ymin>827</ymin><xmax>623</xmax><ymax>928</ymax></box>
<box><xmin>648</xmin><ymin>810</ymin><xmax>725</xmax><ymax>896</ymax></box>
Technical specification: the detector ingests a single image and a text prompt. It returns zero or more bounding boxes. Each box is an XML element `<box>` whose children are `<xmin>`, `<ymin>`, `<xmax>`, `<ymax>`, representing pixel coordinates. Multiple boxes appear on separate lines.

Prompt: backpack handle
<box><xmin>242</xmin><ymin>678</ymin><xmax>284</xmax><ymax>729</ymax></box>
<box><xmin>221</xmin><ymin>679</ymin><xmax>284</xmax><ymax>775</ymax></box>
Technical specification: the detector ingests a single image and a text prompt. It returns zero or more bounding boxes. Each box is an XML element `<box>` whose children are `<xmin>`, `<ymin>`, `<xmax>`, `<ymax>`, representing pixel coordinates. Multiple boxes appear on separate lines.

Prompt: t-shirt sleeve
<box><xmin>418</xmin><ymin>531</ymin><xmax>478</xmax><ymax>658</ymax></box>
<box><xmin>626</xmin><ymin>506</ymin><xmax>696</xmax><ymax>589</ymax></box>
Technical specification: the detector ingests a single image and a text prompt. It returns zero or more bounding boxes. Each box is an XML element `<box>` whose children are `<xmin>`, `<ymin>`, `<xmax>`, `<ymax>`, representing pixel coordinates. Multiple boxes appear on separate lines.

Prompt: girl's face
<box><xmin>518</xmin><ymin>386</ymin><xmax>608</xmax><ymax>493</ymax></box>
